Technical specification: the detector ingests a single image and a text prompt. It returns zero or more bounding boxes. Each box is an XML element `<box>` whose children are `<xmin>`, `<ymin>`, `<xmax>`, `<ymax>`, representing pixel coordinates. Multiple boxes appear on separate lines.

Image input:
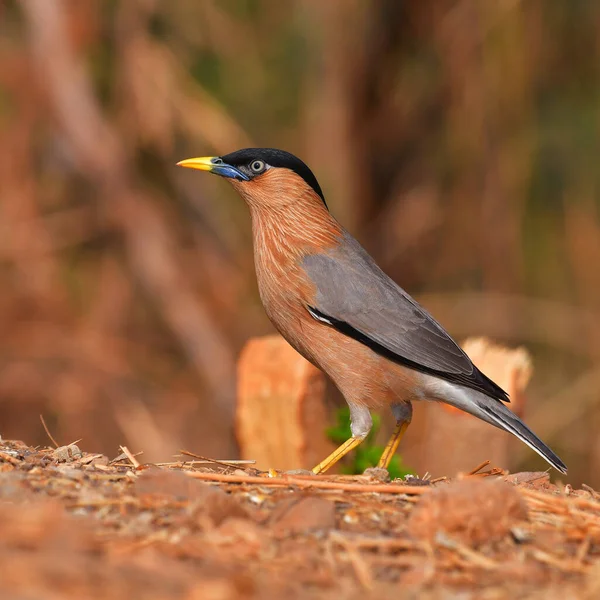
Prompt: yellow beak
<box><xmin>176</xmin><ymin>156</ymin><xmax>217</xmax><ymax>172</ymax></box>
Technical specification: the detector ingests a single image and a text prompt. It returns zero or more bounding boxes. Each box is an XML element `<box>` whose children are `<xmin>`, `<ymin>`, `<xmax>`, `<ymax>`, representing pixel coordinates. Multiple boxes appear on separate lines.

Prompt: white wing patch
<box><xmin>307</xmin><ymin>305</ymin><xmax>333</xmax><ymax>325</ymax></box>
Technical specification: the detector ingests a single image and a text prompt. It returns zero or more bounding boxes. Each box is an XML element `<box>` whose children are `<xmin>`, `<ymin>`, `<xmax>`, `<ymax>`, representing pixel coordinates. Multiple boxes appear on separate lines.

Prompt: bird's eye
<box><xmin>250</xmin><ymin>160</ymin><xmax>265</xmax><ymax>173</ymax></box>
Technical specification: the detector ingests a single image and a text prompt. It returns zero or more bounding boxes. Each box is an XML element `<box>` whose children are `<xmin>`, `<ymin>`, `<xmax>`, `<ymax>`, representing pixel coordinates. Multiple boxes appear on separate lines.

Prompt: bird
<box><xmin>177</xmin><ymin>148</ymin><xmax>567</xmax><ymax>475</ymax></box>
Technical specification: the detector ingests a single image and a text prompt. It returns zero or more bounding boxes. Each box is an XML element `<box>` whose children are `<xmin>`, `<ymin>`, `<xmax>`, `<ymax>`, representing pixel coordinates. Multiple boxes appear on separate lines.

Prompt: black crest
<box><xmin>220</xmin><ymin>148</ymin><xmax>327</xmax><ymax>208</ymax></box>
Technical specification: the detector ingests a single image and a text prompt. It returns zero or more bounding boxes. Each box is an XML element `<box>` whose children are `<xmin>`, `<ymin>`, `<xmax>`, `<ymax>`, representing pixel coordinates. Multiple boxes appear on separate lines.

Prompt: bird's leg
<box><xmin>378</xmin><ymin>402</ymin><xmax>412</xmax><ymax>469</ymax></box>
<box><xmin>312</xmin><ymin>403</ymin><xmax>372</xmax><ymax>474</ymax></box>
<box><xmin>311</xmin><ymin>435</ymin><xmax>366</xmax><ymax>474</ymax></box>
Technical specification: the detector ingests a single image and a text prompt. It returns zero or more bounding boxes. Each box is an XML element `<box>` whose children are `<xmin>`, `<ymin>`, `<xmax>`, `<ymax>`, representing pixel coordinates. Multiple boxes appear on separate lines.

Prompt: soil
<box><xmin>0</xmin><ymin>438</ymin><xmax>598</xmax><ymax>599</ymax></box>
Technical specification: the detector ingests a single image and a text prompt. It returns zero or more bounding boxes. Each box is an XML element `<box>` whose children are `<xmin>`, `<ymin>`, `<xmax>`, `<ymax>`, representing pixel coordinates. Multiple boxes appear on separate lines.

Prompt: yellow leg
<box><xmin>312</xmin><ymin>435</ymin><xmax>366</xmax><ymax>474</ymax></box>
<box><xmin>377</xmin><ymin>422</ymin><xmax>409</xmax><ymax>469</ymax></box>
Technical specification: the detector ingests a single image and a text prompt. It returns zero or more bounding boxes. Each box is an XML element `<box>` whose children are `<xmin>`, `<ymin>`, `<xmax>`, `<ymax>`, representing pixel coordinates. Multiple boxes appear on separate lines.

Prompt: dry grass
<box><xmin>1</xmin><ymin>437</ymin><xmax>600</xmax><ymax>599</ymax></box>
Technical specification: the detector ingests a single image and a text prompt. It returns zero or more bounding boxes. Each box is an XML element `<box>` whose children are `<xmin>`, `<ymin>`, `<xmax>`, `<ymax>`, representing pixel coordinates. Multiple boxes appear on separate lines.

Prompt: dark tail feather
<box><xmin>478</xmin><ymin>398</ymin><xmax>567</xmax><ymax>475</ymax></box>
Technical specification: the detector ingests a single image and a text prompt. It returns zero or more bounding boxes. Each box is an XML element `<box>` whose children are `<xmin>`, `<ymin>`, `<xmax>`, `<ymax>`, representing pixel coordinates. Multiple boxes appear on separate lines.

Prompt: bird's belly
<box><xmin>262</xmin><ymin>296</ymin><xmax>419</xmax><ymax>409</ymax></box>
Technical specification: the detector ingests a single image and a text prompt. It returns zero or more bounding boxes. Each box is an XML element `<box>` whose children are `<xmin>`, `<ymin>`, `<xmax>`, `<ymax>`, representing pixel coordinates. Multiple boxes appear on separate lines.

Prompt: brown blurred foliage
<box><xmin>1</xmin><ymin>1</ymin><xmax>600</xmax><ymax>483</ymax></box>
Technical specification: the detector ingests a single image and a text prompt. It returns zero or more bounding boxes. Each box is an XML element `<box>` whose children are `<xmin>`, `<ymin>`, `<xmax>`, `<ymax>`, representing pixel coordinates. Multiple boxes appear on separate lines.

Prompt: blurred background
<box><xmin>1</xmin><ymin>0</ymin><xmax>599</xmax><ymax>484</ymax></box>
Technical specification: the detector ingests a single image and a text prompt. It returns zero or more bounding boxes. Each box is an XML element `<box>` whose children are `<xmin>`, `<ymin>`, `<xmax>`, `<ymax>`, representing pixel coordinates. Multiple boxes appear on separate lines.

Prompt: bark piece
<box><xmin>236</xmin><ymin>335</ymin><xmax>333</xmax><ymax>471</ymax></box>
<box><xmin>408</xmin><ymin>478</ymin><xmax>527</xmax><ymax>546</ymax></box>
<box><xmin>271</xmin><ymin>496</ymin><xmax>336</xmax><ymax>535</ymax></box>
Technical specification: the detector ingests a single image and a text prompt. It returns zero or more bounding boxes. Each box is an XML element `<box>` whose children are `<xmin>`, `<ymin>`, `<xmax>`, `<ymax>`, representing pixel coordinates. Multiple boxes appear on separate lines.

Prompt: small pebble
<box><xmin>363</xmin><ymin>467</ymin><xmax>390</xmax><ymax>483</ymax></box>
<box><xmin>52</xmin><ymin>444</ymin><xmax>83</xmax><ymax>463</ymax></box>
<box><xmin>343</xmin><ymin>510</ymin><xmax>359</xmax><ymax>524</ymax></box>
<box><xmin>246</xmin><ymin>492</ymin><xmax>266</xmax><ymax>506</ymax></box>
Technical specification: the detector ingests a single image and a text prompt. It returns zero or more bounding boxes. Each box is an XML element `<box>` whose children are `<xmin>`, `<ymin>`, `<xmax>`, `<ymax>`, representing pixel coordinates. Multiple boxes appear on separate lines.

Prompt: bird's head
<box><xmin>177</xmin><ymin>148</ymin><xmax>328</xmax><ymax>212</ymax></box>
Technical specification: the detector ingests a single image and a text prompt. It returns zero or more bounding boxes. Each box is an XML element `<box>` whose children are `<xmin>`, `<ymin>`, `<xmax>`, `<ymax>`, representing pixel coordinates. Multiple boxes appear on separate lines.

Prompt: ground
<box><xmin>0</xmin><ymin>438</ymin><xmax>598</xmax><ymax>599</ymax></box>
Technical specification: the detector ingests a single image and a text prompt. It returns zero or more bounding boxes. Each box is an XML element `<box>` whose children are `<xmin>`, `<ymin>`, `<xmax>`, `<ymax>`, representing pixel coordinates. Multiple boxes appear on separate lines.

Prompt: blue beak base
<box><xmin>211</xmin><ymin>162</ymin><xmax>250</xmax><ymax>181</ymax></box>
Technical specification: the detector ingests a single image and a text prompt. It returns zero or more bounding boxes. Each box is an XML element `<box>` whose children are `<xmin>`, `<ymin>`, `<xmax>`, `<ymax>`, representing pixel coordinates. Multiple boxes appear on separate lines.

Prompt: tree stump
<box><xmin>236</xmin><ymin>335</ymin><xmax>333</xmax><ymax>471</ymax></box>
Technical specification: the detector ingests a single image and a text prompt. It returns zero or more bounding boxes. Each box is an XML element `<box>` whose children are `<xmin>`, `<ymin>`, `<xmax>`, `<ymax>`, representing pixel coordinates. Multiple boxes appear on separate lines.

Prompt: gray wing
<box><xmin>303</xmin><ymin>233</ymin><xmax>508</xmax><ymax>401</ymax></box>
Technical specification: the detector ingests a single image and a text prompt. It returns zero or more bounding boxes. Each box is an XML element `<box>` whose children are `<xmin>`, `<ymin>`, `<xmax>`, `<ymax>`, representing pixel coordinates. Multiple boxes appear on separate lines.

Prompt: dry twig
<box><xmin>185</xmin><ymin>471</ymin><xmax>431</xmax><ymax>495</ymax></box>
<box><xmin>178</xmin><ymin>450</ymin><xmax>252</xmax><ymax>469</ymax></box>
<box><xmin>39</xmin><ymin>414</ymin><xmax>60</xmax><ymax>448</ymax></box>
<box><xmin>119</xmin><ymin>445</ymin><xmax>141</xmax><ymax>469</ymax></box>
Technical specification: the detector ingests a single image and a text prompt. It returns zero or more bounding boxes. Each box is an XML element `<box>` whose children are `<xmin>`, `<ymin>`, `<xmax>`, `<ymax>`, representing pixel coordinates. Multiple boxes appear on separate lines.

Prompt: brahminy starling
<box><xmin>178</xmin><ymin>149</ymin><xmax>567</xmax><ymax>475</ymax></box>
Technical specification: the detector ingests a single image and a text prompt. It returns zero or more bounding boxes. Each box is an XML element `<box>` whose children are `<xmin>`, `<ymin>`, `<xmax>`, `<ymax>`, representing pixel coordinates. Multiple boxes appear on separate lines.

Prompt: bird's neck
<box><xmin>248</xmin><ymin>200</ymin><xmax>342</xmax><ymax>324</ymax></box>
<box><xmin>249</xmin><ymin>200</ymin><xmax>343</xmax><ymax>263</ymax></box>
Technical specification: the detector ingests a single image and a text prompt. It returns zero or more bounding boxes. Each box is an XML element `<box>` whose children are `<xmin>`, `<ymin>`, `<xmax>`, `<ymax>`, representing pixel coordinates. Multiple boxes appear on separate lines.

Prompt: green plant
<box><xmin>326</xmin><ymin>407</ymin><xmax>413</xmax><ymax>480</ymax></box>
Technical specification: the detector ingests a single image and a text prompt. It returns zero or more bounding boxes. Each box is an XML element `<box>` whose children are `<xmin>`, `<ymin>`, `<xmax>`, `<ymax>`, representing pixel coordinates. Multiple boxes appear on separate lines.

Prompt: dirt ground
<box><xmin>0</xmin><ymin>438</ymin><xmax>598</xmax><ymax>599</ymax></box>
